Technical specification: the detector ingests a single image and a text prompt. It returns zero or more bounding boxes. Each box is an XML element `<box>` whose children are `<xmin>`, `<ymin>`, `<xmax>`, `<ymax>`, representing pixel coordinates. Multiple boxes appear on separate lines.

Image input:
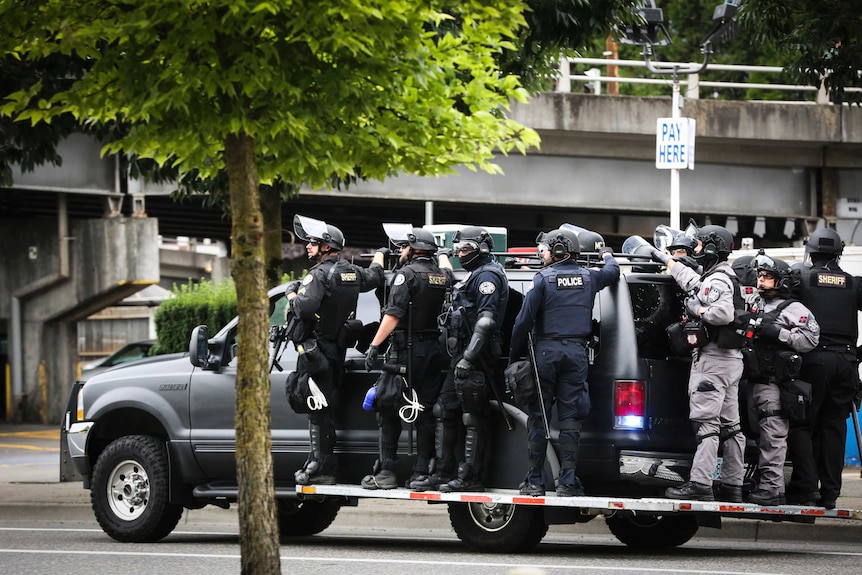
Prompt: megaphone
<box><xmin>560</xmin><ymin>223</ymin><xmax>605</xmax><ymax>253</ymax></box>
<box><xmin>623</xmin><ymin>235</ymin><xmax>669</xmax><ymax>264</ymax></box>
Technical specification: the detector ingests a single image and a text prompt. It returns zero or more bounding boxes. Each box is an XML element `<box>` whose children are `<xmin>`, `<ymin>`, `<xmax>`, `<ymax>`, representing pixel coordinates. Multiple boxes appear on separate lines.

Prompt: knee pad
<box><xmin>719</xmin><ymin>423</ymin><xmax>743</xmax><ymax>442</ymax></box>
<box><xmin>462</xmin><ymin>411</ymin><xmax>485</xmax><ymax>428</ymax></box>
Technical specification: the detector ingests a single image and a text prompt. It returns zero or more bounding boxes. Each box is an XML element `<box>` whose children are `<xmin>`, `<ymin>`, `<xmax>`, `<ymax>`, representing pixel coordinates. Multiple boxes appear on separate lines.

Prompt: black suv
<box><xmin>62</xmin><ymin>260</ymin><xmax>706</xmax><ymax>551</ymax></box>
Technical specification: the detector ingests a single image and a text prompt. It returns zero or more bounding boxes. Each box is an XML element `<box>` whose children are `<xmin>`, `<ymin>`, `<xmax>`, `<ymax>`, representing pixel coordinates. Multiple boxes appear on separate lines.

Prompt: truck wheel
<box><xmin>606</xmin><ymin>513</ymin><xmax>698</xmax><ymax>548</ymax></box>
<box><xmin>448</xmin><ymin>502</ymin><xmax>548</xmax><ymax>553</ymax></box>
<box><xmin>277</xmin><ymin>499</ymin><xmax>341</xmax><ymax>538</ymax></box>
<box><xmin>90</xmin><ymin>435</ymin><xmax>183</xmax><ymax>543</ymax></box>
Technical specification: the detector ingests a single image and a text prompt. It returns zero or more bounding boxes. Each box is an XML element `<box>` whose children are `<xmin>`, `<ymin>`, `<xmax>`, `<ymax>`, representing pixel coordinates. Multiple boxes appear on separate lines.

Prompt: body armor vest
<box><xmin>798</xmin><ymin>266</ymin><xmax>857</xmax><ymax>346</ymax></box>
<box><xmin>454</xmin><ymin>261</ymin><xmax>508</xmax><ymax>328</ymax></box>
<box><xmin>315</xmin><ymin>259</ymin><xmax>361</xmax><ymax>340</ymax></box>
<box><xmin>535</xmin><ymin>261</ymin><xmax>593</xmax><ymax>337</ymax></box>
<box><xmin>400</xmin><ymin>258</ymin><xmax>449</xmax><ymax>332</ymax></box>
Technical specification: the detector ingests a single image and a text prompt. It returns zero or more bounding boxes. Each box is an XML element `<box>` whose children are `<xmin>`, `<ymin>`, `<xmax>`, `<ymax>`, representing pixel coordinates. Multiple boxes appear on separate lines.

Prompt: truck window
<box><xmin>629</xmin><ymin>282</ymin><xmax>683</xmax><ymax>360</ymax></box>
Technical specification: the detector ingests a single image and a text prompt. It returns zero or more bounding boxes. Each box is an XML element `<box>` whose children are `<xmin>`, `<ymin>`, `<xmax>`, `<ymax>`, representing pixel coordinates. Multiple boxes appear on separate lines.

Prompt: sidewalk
<box><xmin>1</xmin><ymin>423</ymin><xmax>861</xmax><ymax>542</ymax></box>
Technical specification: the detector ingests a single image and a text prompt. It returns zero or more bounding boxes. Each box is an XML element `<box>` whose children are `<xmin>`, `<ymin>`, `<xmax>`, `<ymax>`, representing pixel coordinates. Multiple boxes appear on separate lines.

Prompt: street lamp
<box><xmin>618</xmin><ymin>1</ymin><xmax>740</xmax><ymax>231</ymax></box>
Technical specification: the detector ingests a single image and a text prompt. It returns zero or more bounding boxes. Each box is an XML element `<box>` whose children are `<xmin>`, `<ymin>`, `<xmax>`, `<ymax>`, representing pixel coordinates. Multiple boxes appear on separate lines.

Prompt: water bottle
<box><xmin>362</xmin><ymin>385</ymin><xmax>377</xmax><ymax>411</ymax></box>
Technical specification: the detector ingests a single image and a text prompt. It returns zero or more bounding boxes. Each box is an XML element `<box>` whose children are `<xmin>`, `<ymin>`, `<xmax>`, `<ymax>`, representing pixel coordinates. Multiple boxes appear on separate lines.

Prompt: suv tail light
<box><xmin>614</xmin><ymin>380</ymin><xmax>645</xmax><ymax>429</ymax></box>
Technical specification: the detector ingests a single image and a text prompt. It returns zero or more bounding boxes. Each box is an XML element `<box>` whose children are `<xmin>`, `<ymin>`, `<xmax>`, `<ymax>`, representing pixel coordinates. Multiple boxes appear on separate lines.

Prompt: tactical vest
<box><xmin>400</xmin><ymin>258</ymin><xmax>449</xmax><ymax>332</ymax></box>
<box><xmin>535</xmin><ymin>261</ymin><xmax>593</xmax><ymax>338</ymax></box>
<box><xmin>453</xmin><ymin>261</ymin><xmax>508</xmax><ymax>328</ymax></box>
<box><xmin>748</xmin><ymin>299</ymin><xmax>795</xmax><ymax>382</ymax></box>
<box><xmin>704</xmin><ymin>267</ymin><xmax>747</xmax><ymax>349</ymax></box>
<box><xmin>315</xmin><ymin>259</ymin><xmax>361</xmax><ymax>340</ymax></box>
<box><xmin>797</xmin><ymin>266</ymin><xmax>857</xmax><ymax>346</ymax></box>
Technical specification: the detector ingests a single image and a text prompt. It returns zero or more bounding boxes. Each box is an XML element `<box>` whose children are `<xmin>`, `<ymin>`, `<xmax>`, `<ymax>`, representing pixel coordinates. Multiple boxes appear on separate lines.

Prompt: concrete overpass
<box><xmin>3</xmin><ymin>92</ymin><xmax>862</xmax><ymax>423</ymax></box>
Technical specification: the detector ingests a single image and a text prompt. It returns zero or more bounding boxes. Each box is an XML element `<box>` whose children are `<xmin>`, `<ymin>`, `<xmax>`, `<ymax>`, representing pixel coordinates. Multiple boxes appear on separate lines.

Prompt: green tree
<box><xmin>0</xmin><ymin>1</ymin><xmax>538</xmax><ymax>572</ymax></box>
<box><xmin>739</xmin><ymin>0</ymin><xmax>862</xmax><ymax>104</ymax></box>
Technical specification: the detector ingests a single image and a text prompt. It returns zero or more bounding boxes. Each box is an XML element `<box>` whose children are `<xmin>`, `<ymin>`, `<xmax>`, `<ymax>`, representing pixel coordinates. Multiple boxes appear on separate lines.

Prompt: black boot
<box><xmin>665</xmin><ymin>481</ymin><xmax>714</xmax><ymax>501</ymax></box>
<box><xmin>714</xmin><ymin>483</ymin><xmax>742</xmax><ymax>503</ymax></box>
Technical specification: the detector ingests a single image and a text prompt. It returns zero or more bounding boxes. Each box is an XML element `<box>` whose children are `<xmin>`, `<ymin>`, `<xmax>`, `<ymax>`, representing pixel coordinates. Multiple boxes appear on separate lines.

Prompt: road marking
<box><xmin>0</xmin><ymin>443</ymin><xmax>58</xmax><ymax>452</ymax></box>
<box><xmin>0</xmin><ymin>430</ymin><xmax>59</xmax><ymax>439</ymax></box>
<box><xmin>0</xmin><ymin>547</ymin><xmax>793</xmax><ymax>574</ymax></box>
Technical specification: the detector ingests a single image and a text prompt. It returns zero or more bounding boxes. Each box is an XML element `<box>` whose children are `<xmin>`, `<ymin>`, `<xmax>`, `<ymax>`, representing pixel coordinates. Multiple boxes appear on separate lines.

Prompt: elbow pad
<box><xmin>462</xmin><ymin>313</ymin><xmax>497</xmax><ymax>364</ymax></box>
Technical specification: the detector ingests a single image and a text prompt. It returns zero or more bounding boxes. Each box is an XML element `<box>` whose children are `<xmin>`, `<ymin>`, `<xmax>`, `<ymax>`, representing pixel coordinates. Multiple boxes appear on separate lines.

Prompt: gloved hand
<box><xmin>650</xmin><ymin>249</ymin><xmax>670</xmax><ymax>264</ymax></box>
<box><xmin>437</xmin><ymin>247</ymin><xmax>453</xmax><ymax>258</ymax></box>
<box><xmin>375</xmin><ymin>247</ymin><xmax>391</xmax><ymax>257</ymax></box>
<box><xmin>364</xmin><ymin>345</ymin><xmax>379</xmax><ymax>372</ymax></box>
<box><xmin>685</xmin><ymin>297</ymin><xmax>701</xmax><ymax>318</ymax></box>
<box><xmin>285</xmin><ymin>280</ymin><xmax>301</xmax><ymax>295</ymax></box>
<box><xmin>758</xmin><ymin>318</ymin><xmax>782</xmax><ymax>340</ymax></box>
<box><xmin>454</xmin><ymin>357</ymin><xmax>473</xmax><ymax>380</ymax></box>
<box><xmin>599</xmin><ymin>246</ymin><xmax>614</xmax><ymax>258</ymax></box>
<box><xmin>673</xmin><ymin>256</ymin><xmax>700</xmax><ymax>271</ymax></box>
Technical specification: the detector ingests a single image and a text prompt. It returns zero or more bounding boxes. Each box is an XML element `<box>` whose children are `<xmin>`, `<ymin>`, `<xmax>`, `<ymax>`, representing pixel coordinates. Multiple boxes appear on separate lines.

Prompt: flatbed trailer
<box><xmin>297</xmin><ymin>483</ymin><xmax>862</xmax><ymax>552</ymax></box>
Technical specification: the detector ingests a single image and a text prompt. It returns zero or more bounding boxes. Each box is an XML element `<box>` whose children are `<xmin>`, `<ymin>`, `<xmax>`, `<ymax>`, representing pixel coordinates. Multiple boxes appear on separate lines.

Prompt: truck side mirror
<box><xmin>189</xmin><ymin>325</ymin><xmax>209</xmax><ymax>368</ymax></box>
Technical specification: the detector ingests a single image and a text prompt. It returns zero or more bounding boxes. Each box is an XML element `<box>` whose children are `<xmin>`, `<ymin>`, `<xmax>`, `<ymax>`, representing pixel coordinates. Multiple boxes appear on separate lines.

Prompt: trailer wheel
<box><xmin>606</xmin><ymin>513</ymin><xmax>698</xmax><ymax>548</ymax></box>
<box><xmin>90</xmin><ymin>435</ymin><xmax>184</xmax><ymax>543</ymax></box>
<box><xmin>277</xmin><ymin>498</ymin><xmax>341</xmax><ymax>538</ymax></box>
<box><xmin>448</xmin><ymin>502</ymin><xmax>548</xmax><ymax>553</ymax></box>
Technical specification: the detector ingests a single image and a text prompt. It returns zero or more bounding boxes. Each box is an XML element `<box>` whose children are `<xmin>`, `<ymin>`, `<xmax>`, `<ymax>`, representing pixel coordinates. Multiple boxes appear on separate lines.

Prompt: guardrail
<box><xmin>557</xmin><ymin>57</ymin><xmax>849</xmax><ymax>104</ymax></box>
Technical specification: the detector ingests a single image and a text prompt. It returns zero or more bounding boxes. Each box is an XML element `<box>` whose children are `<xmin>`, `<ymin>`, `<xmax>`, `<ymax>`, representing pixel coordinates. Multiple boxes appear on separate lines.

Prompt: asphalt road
<box><xmin>2</xmin><ymin>423</ymin><xmax>862</xmax><ymax>548</ymax></box>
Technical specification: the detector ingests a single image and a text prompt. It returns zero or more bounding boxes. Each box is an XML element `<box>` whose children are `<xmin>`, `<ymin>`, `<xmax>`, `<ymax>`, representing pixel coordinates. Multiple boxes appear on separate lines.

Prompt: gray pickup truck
<box><xmin>61</xmin><ymin>259</ymin><xmax>710</xmax><ymax>551</ymax></box>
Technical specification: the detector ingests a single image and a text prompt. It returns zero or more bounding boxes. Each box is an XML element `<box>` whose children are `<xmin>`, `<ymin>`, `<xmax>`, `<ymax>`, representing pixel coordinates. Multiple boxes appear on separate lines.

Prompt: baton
<box><xmin>528</xmin><ymin>332</ymin><xmax>551</xmax><ymax>440</ymax></box>
<box><xmin>406</xmin><ymin>301</ymin><xmax>414</xmax><ymax>456</ymax></box>
<box><xmin>853</xmin><ymin>395</ymin><xmax>862</xmax><ymax>478</ymax></box>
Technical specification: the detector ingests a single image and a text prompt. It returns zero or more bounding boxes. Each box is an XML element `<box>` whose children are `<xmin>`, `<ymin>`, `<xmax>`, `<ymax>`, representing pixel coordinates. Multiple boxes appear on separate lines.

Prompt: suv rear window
<box><xmin>629</xmin><ymin>281</ymin><xmax>684</xmax><ymax>360</ymax></box>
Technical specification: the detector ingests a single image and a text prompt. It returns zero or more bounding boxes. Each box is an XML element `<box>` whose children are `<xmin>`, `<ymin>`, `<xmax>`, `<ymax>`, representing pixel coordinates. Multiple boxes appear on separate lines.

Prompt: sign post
<box><xmin>655</xmin><ymin>85</ymin><xmax>696</xmax><ymax>231</ymax></box>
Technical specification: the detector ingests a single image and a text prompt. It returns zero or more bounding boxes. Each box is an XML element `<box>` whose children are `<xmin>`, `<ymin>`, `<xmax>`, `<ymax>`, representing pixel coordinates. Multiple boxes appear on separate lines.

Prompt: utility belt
<box><xmin>742</xmin><ymin>347</ymin><xmax>802</xmax><ymax>383</ymax></box>
<box><xmin>813</xmin><ymin>343</ymin><xmax>855</xmax><ymax>353</ymax></box>
<box><xmin>390</xmin><ymin>329</ymin><xmax>440</xmax><ymax>348</ymax></box>
<box><xmin>536</xmin><ymin>336</ymin><xmax>588</xmax><ymax>346</ymax></box>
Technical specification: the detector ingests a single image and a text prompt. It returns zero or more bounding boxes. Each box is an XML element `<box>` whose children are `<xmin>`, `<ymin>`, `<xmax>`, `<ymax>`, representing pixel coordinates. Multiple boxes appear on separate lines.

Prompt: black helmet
<box><xmin>805</xmin><ymin>228</ymin><xmax>843</xmax><ymax>257</ymax></box>
<box><xmin>408</xmin><ymin>228</ymin><xmax>438</xmax><ymax>251</ymax></box>
<box><xmin>752</xmin><ymin>250</ymin><xmax>792</xmax><ymax>296</ymax></box>
<box><xmin>668</xmin><ymin>232</ymin><xmax>697</xmax><ymax>256</ymax></box>
<box><xmin>293</xmin><ymin>214</ymin><xmax>345</xmax><ymax>251</ymax></box>
<box><xmin>454</xmin><ymin>226</ymin><xmax>494</xmax><ymax>253</ymax></box>
<box><xmin>541</xmin><ymin>228</ymin><xmax>580</xmax><ymax>259</ymax></box>
<box><xmin>696</xmin><ymin>225</ymin><xmax>734</xmax><ymax>256</ymax></box>
<box><xmin>383</xmin><ymin>223</ymin><xmax>438</xmax><ymax>252</ymax></box>
<box><xmin>454</xmin><ymin>226</ymin><xmax>493</xmax><ymax>271</ymax></box>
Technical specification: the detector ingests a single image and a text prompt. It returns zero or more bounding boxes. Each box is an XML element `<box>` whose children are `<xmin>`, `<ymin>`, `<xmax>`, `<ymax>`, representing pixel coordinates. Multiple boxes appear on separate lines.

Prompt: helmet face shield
<box><xmin>293</xmin><ymin>214</ymin><xmax>344</xmax><ymax>250</ymax></box>
<box><xmin>383</xmin><ymin>222</ymin><xmax>413</xmax><ymax>249</ymax></box>
<box><xmin>454</xmin><ymin>240</ymin><xmax>479</xmax><ymax>254</ymax></box>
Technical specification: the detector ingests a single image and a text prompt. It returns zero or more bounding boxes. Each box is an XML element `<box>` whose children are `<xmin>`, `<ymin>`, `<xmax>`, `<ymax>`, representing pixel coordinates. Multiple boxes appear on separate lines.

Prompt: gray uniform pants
<box><xmin>688</xmin><ymin>352</ymin><xmax>745</xmax><ymax>486</ymax></box>
<box><xmin>752</xmin><ymin>382</ymin><xmax>788</xmax><ymax>494</ymax></box>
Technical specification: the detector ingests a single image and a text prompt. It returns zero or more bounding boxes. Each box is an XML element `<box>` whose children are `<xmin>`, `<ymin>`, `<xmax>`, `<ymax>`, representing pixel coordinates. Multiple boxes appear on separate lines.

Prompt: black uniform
<box><xmin>372</xmin><ymin>257</ymin><xmax>453</xmax><ymax>480</ymax></box>
<box><xmin>291</xmin><ymin>255</ymin><xmax>384</xmax><ymax>483</ymax></box>
<box><xmin>436</xmin><ymin>255</ymin><xmax>508</xmax><ymax>492</ymax></box>
<box><xmin>787</xmin><ymin>261</ymin><xmax>862</xmax><ymax>507</ymax></box>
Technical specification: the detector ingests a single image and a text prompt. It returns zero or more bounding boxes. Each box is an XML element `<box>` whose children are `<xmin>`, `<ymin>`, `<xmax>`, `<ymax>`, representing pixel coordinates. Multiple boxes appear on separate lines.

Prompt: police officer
<box><xmin>786</xmin><ymin>228</ymin><xmax>862</xmax><ymax>508</ymax></box>
<box><xmin>509</xmin><ymin>228</ymin><xmax>619</xmax><ymax>496</ymax></box>
<box><xmin>743</xmin><ymin>252</ymin><xmax>819</xmax><ymax>506</ymax></box>
<box><xmin>662</xmin><ymin>225</ymin><xmax>746</xmax><ymax>502</ymax></box>
<box><xmin>360</xmin><ymin>225</ymin><xmax>454</xmax><ymax>490</ymax></box>
<box><xmin>289</xmin><ymin>215</ymin><xmax>385</xmax><ymax>485</ymax></box>
<box><xmin>414</xmin><ymin>226</ymin><xmax>508</xmax><ymax>493</ymax></box>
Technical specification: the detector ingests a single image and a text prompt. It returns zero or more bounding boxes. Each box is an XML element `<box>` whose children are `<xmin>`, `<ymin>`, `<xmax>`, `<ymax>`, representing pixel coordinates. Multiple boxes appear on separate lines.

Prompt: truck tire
<box><xmin>606</xmin><ymin>513</ymin><xmax>698</xmax><ymax>548</ymax></box>
<box><xmin>277</xmin><ymin>499</ymin><xmax>341</xmax><ymax>538</ymax></box>
<box><xmin>90</xmin><ymin>435</ymin><xmax>184</xmax><ymax>543</ymax></box>
<box><xmin>448</xmin><ymin>501</ymin><xmax>548</xmax><ymax>553</ymax></box>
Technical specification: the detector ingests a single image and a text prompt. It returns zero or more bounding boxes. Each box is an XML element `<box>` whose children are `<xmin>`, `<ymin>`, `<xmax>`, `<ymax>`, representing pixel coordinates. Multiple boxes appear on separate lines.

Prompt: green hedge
<box><xmin>153</xmin><ymin>279</ymin><xmax>238</xmax><ymax>355</ymax></box>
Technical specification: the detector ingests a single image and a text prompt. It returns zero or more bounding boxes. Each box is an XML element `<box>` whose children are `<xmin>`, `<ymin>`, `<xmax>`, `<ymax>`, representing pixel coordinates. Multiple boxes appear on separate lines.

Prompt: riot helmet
<box><xmin>668</xmin><ymin>232</ymin><xmax>698</xmax><ymax>257</ymax></box>
<box><xmin>805</xmin><ymin>228</ymin><xmax>843</xmax><ymax>262</ymax></box>
<box><xmin>383</xmin><ymin>223</ymin><xmax>437</xmax><ymax>253</ymax></box>
<box><xmin>694</xmin><ymin>225</ymin><xmax>733</xmax><ymax>272</ymax></box>
<box><xmin>293</xmin><ymin>214</ymin><xmax>345</xmax><ymax>252</ymax></box>
<box><xmin>542</xmin><ymin>228</ymin><xmax>580</xmax><ymax>260</ymax></box>
<box><xmin>752</xmin><ymin>250</ymin><xmax>791</xmax><ymax>298</ymax></box>
<box><xmin>454</xmin><ymin>226</ymin><xmax>493</xmax><ymax>271</ymax></box>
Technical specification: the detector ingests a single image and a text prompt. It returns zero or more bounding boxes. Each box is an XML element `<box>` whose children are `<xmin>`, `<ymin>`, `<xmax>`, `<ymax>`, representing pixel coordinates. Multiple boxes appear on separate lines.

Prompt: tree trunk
<box><xmin>224</xmin><ymin>132</ymin><xmax>281</xmax><ymax>575</ymax></box>
<box><xmin>261</xmin><ymin>185</ymin><xmax>284</xmax><ymax>289</ymax></box>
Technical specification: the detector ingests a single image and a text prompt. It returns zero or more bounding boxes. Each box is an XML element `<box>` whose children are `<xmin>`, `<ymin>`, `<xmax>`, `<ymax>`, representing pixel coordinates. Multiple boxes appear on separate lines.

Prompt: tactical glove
<box><xmin>285</xmin><ymin>280</ymin><xmax>301</xmax><ymax>294</ymax></box>
<box><xmin>673</xmin><ymin>256</ymin><xmax>700</xmax><ymax>271</ymax></box>
<box><xmin>375</xmin><ymin>247</ymin><xmax>391</xmax><ymax>257</ymax></box>
<box><xmin>758</xmin><ymin>319</ymin><xmax>782</xmax><ymax>341</ymax></box>
<box><xmin>364</xmin><ymin>345</ymin><xmax>379</xmax><ymax>372</ymax></box>
<box><xmin>454</xmin><ymin>358</ymin><xmax>473</xmax><ymax>380</ymax></box>
<box><xmin>599</xmin><ymin>246</ymin><xmax>614</xmax><ymax>258</ymax></box>
<box><xmin>436</xmin><ymin>247</ymin><xmax>453</xmax><ymax>258</ymax></box>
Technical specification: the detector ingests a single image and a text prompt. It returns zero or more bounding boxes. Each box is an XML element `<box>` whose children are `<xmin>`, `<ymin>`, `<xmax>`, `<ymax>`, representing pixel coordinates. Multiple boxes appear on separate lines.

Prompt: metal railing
<box><xmin>558</xmin><ymin>57</ymin><xmax>834</xmax><ymax>103</ymax></box>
